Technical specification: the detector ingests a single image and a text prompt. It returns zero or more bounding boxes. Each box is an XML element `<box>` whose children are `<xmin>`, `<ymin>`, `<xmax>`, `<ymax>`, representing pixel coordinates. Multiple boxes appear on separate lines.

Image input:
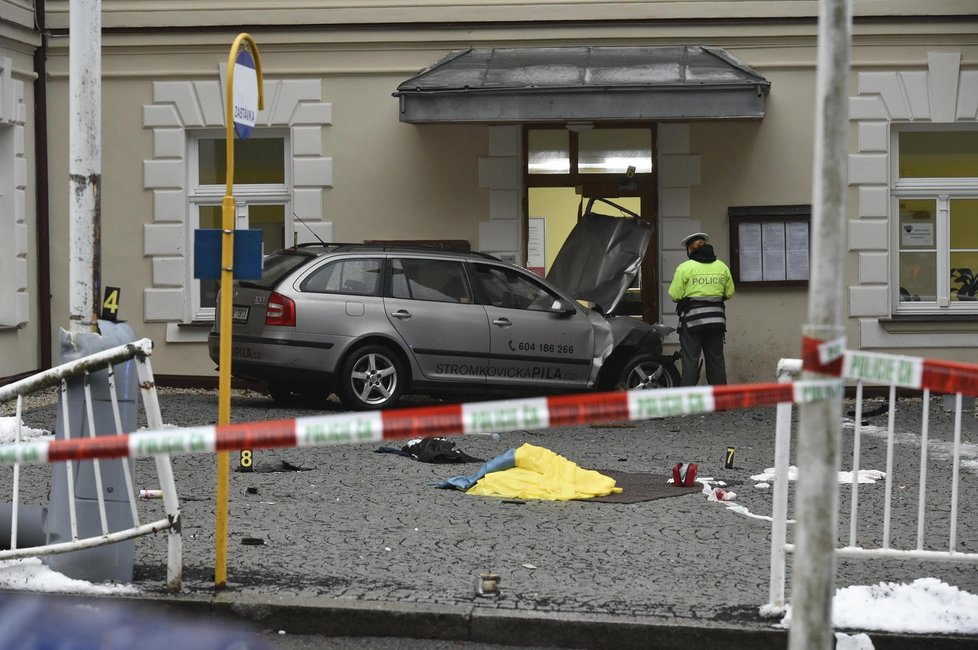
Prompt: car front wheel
<box><xmin>616</xmin><ymin>354</ymin><xmax>680</xmax><ymax>390</ymax></box>
<box><xmin>337</xmin><ymin>344</ymin><xmax>406</xmax><ymax>410</ymax></box>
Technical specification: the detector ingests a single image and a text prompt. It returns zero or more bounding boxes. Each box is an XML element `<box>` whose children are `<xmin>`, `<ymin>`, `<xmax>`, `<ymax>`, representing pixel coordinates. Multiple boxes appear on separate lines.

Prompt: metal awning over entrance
<box><xmin>394</xmin><ymin>46</ymin><xmax>771</xmax><ymax>124</ymax></box>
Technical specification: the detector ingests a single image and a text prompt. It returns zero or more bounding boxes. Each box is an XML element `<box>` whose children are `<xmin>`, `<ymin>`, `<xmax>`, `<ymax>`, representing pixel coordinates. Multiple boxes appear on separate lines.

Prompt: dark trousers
<box><xmin>679</xmin><ymin>324</ymin><xmax>727</xmax><ymax>386</ymax></box>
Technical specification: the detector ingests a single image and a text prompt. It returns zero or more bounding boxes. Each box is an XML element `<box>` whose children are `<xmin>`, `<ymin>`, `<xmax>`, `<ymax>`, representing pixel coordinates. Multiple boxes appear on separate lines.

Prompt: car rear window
<box><xmin>244</xmin><ymin>250</ymin><xmax>316</xmax><ymax>290</ymax></box>
<box><xmin>300</xmin><ymin>258</ymin><xmax>384</xmax><ymax>295</ymax></box>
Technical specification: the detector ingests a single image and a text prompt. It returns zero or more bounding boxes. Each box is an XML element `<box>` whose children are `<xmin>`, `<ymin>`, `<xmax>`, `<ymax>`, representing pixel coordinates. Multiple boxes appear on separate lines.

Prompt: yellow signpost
<box><xmin>216</xmin><ymin>33</ymin><xmax>264</xmax><ymax>589</ymax></box>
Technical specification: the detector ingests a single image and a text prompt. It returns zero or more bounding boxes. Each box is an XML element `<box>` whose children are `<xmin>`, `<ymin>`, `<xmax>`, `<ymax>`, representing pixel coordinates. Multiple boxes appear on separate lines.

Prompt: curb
<box><xmin>7</xmin><ymin>590</ymin><xmax>978</xmax><ymax>649</ymax></box>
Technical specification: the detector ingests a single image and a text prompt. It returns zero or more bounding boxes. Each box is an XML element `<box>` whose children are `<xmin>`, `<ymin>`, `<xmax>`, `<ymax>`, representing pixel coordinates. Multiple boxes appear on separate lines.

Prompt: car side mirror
<box><xmin>551</xmin><ymin>299</ymin><xmax>577</xmax><ymax>315</ymax></box>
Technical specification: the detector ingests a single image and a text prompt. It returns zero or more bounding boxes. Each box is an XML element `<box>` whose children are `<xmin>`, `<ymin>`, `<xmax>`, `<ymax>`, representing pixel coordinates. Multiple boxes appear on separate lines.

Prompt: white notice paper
<box><xmin>762</xmin><ymin>222</ymin><xmax>786</xmax><ymax>281</ymax></box>
<box><xmin>738</xmin><ymin>222</ymin><xmax>763</xmax><ymax>282</ymax></box>
<box><xmin>786</xmin><ymin>222</ymin><xmax>810</xmax><ymax>281</ymax></box>
<box><xmin>527</xmin><ymin>218</ymin><xmax>546</xmax><ymax>268</ymax></box>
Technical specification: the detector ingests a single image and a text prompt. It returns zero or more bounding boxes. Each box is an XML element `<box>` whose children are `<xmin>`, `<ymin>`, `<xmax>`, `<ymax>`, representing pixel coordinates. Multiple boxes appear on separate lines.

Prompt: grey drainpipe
<box><xmin>33</xmin><ymin>0</ymin><xmax>52</xmax><ymax>369</ymax></box>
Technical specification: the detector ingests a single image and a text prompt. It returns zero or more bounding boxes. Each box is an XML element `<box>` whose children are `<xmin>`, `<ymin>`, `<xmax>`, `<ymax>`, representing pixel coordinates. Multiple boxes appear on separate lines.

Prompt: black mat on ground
<box><xmin>583</xmin><ymin>470</ymin><xmax>700</xmax><ymax>503</ymax></box>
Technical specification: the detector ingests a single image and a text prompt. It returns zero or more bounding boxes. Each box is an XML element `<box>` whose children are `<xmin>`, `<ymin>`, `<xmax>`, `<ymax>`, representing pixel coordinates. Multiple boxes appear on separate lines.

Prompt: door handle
<box><xmin>390</xmin><ymin>310</ymin><xmax>412</xmax><ymax>320</ymax></box>
<box><xmin>492</xmin><ymin>318</ymin><xmax>512</xmax><ymax>328</ymax></box>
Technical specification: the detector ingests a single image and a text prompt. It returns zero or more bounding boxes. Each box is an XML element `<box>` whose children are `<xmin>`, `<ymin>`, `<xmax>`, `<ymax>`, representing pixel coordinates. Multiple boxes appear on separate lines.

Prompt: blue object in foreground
<box><xmin>0</xmin><ymin>594</ymin><xmax>268</xmax><ymax>650</ymax></box>
<box><xmin>435</xmin><ymin>448</ymin><xmax>517</xmax><ymax>490</ymax></box>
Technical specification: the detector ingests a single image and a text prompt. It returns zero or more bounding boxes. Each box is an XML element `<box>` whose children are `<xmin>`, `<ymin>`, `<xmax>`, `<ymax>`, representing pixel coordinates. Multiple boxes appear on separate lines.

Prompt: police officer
<box><xmin>668</xmin><ymin>232</ymin><xmax>735</xmax><ymax>386</ymax></box>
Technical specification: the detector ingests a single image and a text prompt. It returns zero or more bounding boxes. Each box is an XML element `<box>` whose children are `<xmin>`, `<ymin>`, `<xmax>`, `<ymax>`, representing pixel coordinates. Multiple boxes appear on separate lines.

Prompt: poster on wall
<box><xmin>527</xmin><ymin>217</ymin><xmax>546</xmax><ymax>277</ymax></box>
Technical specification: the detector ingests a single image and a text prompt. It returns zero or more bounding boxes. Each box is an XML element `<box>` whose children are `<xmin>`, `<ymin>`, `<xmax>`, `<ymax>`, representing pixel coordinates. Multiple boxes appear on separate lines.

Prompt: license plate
<box><xmin>232</xmin><ymin>306</ymin><xmax>250</xmax><ymax>323</ymax></box>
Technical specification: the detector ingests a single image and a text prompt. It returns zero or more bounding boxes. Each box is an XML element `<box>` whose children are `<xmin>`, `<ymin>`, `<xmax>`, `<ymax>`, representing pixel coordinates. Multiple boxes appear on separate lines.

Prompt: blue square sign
<box><xmin>193</xmin><ymin>229</ymin><xmax>263</xmax><ymax>280</ymax></box>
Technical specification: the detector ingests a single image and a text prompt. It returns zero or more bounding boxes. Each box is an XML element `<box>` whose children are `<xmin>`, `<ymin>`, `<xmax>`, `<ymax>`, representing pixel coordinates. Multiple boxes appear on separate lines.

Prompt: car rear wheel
<box><xmin>337</xmin><ymin>344</ymin><xmax>406</xmax><ymax>410</ymax></box>
<box><xmin>616</xmin><ymin>354</ymin><xmax>680</xmax><ymax>390</ymax></box>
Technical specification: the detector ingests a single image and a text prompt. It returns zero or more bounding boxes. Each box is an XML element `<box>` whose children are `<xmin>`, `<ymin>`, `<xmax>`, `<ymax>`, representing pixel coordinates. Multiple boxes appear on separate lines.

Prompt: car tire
<box><xmin>337</xmin><ymin>344</ymin><xmax>406</xmax><ymax>410</ymax></box>
<box><xmin>616</xmin><ymin>354</ymin><xmax>680</xmax><ymax>390</ymax></box>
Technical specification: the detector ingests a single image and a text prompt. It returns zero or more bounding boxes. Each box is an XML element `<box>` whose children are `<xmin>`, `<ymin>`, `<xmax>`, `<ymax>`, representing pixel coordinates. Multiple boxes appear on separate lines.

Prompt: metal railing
<box><xmin>0</xmin><ymin>339</ymin><xmax>182</xmax><ymax>591</ymax></box>
<box><xmin>766</xmin><ymin>350</ymin><xmax>978</xmax><ymax>613</ymax></box>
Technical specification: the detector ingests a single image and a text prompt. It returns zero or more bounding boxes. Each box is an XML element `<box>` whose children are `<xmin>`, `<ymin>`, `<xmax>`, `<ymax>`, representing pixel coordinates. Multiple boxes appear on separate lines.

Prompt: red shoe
<box><xmin>672</xmin><ymin>462</ymin><xmax>698</xmax><ymax>487</ymax></box>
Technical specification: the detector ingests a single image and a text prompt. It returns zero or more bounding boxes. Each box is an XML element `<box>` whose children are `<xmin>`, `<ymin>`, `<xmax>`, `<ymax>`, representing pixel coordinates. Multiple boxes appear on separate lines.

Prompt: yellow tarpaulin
<box><xmin>466</xmin><ymin>443</ymin><xmax>622</xmax><ymax>501</ymax></box>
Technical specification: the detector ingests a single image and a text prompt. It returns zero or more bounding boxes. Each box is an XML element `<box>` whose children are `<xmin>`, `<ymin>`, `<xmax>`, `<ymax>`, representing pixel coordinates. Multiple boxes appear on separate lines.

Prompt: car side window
<box><xmin>391</xmin><ymin>258</ymin><xmax>471</xmax><ymax>304</ymax></box>
<box><xmin>299</xmin><ymin>258</ymin><xmax>383</xmax><ymax>295</ymax></box>
<box><xmin>473</xmin><ymin>264</ymin><xmax>561</xmax><ymax>311</ymax></box>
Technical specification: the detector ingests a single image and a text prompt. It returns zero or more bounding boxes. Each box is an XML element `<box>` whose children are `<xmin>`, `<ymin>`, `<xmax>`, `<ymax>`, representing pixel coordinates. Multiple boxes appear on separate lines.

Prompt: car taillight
<box><xmin>265</xmin><ymin>292</ymin><xmax>296</xmax><ymax>326</ymax></box>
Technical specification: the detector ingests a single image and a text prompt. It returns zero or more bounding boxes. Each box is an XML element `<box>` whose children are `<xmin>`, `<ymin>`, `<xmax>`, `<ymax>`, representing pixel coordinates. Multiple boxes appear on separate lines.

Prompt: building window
<box><xmin>898</xmin><ymin>131</ymin><xmax>978</xmax><ymax>178</ymax></box>
<box><xmin>578</xmin><ymin>128</ymin><xmax>653</xmax><ymax>175</ymax></box>
<box><xmin>189</xmin><ymin>131</ymin><xmax>290</xmax><ymax>320</ymax></box>
<box><xmin>894</xmin><ymin>130</ymin><xmax>978</xmax><ymax>312</ymax></box>
<box><xmin>526</xmin><ymin>127</ymin><xmax>653</xmax><ymax>176</ymax></box>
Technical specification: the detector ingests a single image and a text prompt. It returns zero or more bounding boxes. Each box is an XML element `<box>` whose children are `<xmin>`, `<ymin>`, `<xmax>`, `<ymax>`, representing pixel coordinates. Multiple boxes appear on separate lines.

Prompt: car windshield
<box><xmin>241</xmin><ymin>250</ymin><xmax>317</xmax><ymax>290</ymax></box>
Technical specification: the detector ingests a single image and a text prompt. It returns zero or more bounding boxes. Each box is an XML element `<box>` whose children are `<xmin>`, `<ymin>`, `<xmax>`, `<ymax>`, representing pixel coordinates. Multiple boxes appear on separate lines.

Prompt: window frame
<box><xmin>891</xmin><ymin>124</ymin><xmax>978</xmax><ymax>315</ymax></box>
<box><xmin>187</xmin><ymin>129</ymin><xmax>292</xmax><ymax>322</ymax></box>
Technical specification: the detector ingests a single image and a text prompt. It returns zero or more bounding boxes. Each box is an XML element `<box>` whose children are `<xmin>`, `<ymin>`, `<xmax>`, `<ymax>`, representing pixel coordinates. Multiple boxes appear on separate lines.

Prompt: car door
<box><xmin>471</xmin><ymin>262</ymin><xmax>594</xmax><ymax>389</ymax></box>
<box><xmin>291</xmin><ymin>255</ymin><xmax>391</xmax><ymax>367</ymax></box>
<box><xmin>384</xmin><ymin>256</ymin><xmax>490</xmax><ymax>383</ymax></box>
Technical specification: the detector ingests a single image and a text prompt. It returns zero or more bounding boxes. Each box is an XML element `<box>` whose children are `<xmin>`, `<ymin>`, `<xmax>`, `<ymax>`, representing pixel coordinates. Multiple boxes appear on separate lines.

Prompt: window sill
<box><xmin>878</xmin><ymin>313</ymin><xmax>978</xmax><ymax>334</ymax></box>
<box><xmin>166</xmin><ymin>322</ymin><xmax>212</xmax><ymax>343</ymax></box>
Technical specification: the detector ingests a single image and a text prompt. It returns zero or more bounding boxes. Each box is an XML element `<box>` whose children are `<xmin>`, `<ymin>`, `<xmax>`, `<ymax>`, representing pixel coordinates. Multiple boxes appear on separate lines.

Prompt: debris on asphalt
<box><xmin>475</xmin><ymin>572</ymin><xmax>500</xmax><ymax>597</ymax></box>
<box><xmin>375</xmin><ymin>436</ymin><xmax>484</xmax><ymax>463</ymax></box>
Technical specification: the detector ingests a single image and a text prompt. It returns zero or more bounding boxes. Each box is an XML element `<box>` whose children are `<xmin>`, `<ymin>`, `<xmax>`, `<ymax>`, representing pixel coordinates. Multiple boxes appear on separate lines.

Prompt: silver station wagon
<box><xmin>208</xmin><ymin>204</ymin><xmax>679</xmax><ymax>410</ymax></box>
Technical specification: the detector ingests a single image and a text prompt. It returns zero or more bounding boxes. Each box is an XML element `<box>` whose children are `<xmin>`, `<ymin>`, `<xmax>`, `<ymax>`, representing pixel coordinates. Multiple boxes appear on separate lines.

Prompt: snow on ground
<box><xmin>0</xmin><ymin>417</ymin><xmax>52</xmax><ymax>444</ymax></box>
<box><xmin>0</xmin><ymin>558</ymin><xmax>137</xmax><ymax>595</ymax></box>
<box><xmin>749</xmin><ymin>466</ymin><xmax>886</xmax><ymax>484</ymax></box>
<box><xmin>778</xmin><ymin>578</ymin><xmax>978</xmax><ymax>637</ymax></box>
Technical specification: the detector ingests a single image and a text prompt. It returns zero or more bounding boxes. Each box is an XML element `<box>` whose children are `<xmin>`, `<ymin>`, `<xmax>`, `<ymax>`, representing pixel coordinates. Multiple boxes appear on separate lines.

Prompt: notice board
<box><xmin>728</xmin><ymin>205</ymin><xmax>810</xmax><ymax>288</ymax></box>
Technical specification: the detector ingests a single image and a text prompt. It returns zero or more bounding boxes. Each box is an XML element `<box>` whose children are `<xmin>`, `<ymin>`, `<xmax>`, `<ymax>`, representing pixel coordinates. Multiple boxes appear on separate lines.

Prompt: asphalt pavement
<box><xmin>15</xmin><ymin>388</ymin><xmax>978</xmax><ymax>649</ymax></box>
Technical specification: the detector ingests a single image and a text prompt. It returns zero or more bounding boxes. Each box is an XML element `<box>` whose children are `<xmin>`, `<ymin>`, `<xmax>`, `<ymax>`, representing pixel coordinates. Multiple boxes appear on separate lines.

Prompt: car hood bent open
<box><xmin>545</xmin><ymin>202</ymin><xmax>653</xmax><ymax>315</ymax></box>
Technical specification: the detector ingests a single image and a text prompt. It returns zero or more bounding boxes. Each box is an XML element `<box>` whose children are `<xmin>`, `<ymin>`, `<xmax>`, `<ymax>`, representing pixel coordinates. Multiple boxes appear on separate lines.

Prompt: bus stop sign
<box><xmin>232</xmin><ymin>50</ymin><xmax>258</xmax><ymax>139</ymax></box>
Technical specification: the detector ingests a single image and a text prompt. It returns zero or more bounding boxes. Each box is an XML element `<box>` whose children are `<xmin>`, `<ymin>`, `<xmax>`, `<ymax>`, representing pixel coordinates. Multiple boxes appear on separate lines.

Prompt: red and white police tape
<box><xmin>802</xmin><ymin>335</ymin><xmax>978</xmax><ymax>395</ymax></box>
<box><xmin>2</xmin><ymin>380</ymin><xmax>842</xmax><ymax>466</ymax></box>
<box><xmin>4</xmin><ymin>341</ymin><xmax>978</xmax><ymax>468</ymax></box>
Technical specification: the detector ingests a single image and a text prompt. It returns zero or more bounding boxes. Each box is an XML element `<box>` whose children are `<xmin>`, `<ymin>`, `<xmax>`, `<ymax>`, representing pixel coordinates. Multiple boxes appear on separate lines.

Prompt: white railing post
<box><xmin>915</xmin><ymin>389</ymin><xmax>930</xmax><ymax>550</ymax></box>
<box><xmin>134</xmin><ymin>353</ymin><xmax>183</xmax><ymax>592</ymax></box>
<box><xmin>11</xmin><ymin>397</ymin><xmax>22</xmax><ymax>550</ymax></box>
<box><xmin>107</xmin><ymin>365</ymin><xmax>141</xmax><ymax>527</ymax></box>
<box><xmin>766</xmin><ymin>358</ymin><xmax>800</xmax><ymax>613</ymax></box>
<box><xmin>950</xmin><ymin>393</ymin><xmax>963</xmax><ymax>552</ymax></box>
<box><xmin>882</xmin><ymin>385</ymin><xmax>897</xmax><ymax>549</ymax></box>
<box><xmin>847</xmin><ymin>381</ymin><xmax>863</xmax><ymax>547</ymax></box>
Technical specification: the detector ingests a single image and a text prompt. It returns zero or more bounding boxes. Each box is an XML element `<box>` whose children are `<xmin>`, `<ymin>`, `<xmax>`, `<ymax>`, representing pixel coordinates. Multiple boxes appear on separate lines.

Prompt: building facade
<box><xmin>2</xmin><ymin>1</ymin><xmax>977</xmax><ymax>387</ymax></box>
